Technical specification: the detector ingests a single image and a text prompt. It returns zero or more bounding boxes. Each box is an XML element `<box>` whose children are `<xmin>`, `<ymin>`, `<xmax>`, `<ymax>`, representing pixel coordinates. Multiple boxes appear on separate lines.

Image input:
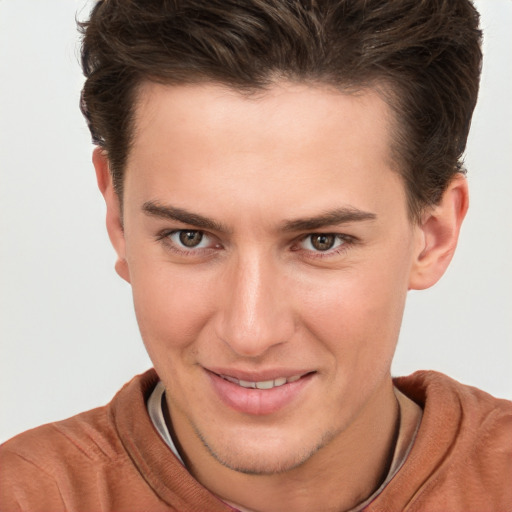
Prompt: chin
<box><xmin>194</xmin><ymin>423</ymin><xmax>337</xmax><ymax>476</ymax></box>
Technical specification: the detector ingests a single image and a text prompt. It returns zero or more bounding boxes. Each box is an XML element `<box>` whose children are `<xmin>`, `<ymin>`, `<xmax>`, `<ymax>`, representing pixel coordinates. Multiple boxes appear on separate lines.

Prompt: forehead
<box><xmin>132</xmin><ymin>81</ymin><xmax>394</xmax><ymax>154</ymax></box>
<box><xmin>125</xmin><ymin>81</ymin><xmax>406</xmax><ymax>222</ymax></box>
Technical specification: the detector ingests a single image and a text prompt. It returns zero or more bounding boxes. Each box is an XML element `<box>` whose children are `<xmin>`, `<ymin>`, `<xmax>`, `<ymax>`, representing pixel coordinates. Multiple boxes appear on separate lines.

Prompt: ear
<box><xmin>409</xmin><ymin>174</ymin><xmax>469</xmax><ymax>290</ymax></box>
<box><xmin>93</xmin><ymin>148</ymin><xmax>131</xmax><ymax>283</ymax></box>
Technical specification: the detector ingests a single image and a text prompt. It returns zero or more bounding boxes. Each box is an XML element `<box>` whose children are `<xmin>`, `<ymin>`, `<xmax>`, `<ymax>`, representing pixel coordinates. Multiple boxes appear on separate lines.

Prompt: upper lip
<box><xmin>205</xmin><ymin>367</ymin><xmax>314</xmax><ymax>382</ymax></box>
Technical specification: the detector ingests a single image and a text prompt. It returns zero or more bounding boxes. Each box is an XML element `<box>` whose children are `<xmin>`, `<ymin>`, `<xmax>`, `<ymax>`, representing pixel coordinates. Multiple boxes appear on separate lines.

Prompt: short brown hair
<box><xmin>79</xmin><ymin>0</ymin><xmax>482</xmax><ymax>219</ymax></box>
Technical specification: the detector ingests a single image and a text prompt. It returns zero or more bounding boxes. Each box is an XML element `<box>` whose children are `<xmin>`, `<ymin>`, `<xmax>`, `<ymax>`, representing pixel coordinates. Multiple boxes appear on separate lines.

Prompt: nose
<box><xmin>215</xmin><ymin>250</ymin><xmax>295</xmax><ymax>357</ymax></box>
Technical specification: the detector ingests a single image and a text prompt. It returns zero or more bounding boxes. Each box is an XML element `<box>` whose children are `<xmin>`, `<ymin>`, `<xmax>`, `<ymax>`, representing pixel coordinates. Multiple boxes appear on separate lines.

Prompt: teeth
<box><xmin>221</xmin><ymin>374</ymin><xmax>303</xmax><ymax>389</ymax></box>
<box><xmin>256</xmin><ymin>380</ymin><xmax>275</xmax><ymax>390</ymax></box>
<box><xmin>239</xmin><ymin>379</ymin><xmax>256</xmax><ymax>389</ymax></box>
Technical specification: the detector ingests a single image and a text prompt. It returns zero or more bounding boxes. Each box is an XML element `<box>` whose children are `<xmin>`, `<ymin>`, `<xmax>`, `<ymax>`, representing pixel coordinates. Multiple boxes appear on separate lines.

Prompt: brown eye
<box><xmin>178</xmin><ymin>230</ymin><xmax>204</xmax><ymax>247</ymax></box>
<box><xmin>296</xmin><ymin>233</ymin><xmax>350</xmax><ymax>255</ymax></box>
<box><xmin>310</xmin><ymin>234</ymin><xmax>336</xmax><ymax>251</ymax></box>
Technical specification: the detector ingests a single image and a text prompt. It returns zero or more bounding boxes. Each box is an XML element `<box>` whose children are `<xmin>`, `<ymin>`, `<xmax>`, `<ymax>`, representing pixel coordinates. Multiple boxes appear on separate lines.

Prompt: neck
<box><xmin>169</xmin><ymin>377</ymin><xmax>413</xmax><ymax>512</ymax></box>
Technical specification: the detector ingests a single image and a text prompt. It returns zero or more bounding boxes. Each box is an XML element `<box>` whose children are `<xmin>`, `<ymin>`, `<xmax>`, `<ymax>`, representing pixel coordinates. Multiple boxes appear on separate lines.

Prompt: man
<box><xmin>1</xmin><ymin>0</ymin><xmax>511</xmax><ymax>510</ymax></box>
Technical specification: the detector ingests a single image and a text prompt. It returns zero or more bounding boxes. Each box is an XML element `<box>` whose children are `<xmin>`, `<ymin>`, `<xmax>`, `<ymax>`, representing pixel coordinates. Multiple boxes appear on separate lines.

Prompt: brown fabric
<box><xmin>0</xmin><ymin>370</ymin><xmax>510</xmax><ymax>512</ymax></box>
<box><xmin>370</xmin><ymin>372</ymin><xmax>512</xmax><ymax>511</ymax></box>
<box><xmin>0</xmin><ymin>371</ymin><xmax>230</xmax><ymax>512</ymax></box>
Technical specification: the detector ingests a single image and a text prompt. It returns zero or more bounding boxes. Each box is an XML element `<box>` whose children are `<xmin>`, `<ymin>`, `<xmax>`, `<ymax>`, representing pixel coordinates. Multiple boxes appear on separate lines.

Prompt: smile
<box><xmin>208</xmin><ymin>369</ymin><xmax>314</xmax><ymax>415</ymax></box>
<box><xmin>219</xmin><ymin>374</ymin><xmax>302</xmax><ymax>390</ymax></box>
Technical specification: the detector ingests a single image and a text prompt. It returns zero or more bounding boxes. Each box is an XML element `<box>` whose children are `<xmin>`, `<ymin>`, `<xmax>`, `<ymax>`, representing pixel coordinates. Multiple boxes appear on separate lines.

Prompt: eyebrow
<box><xmin>142</xmin><ymin>201</ymin><xmax>376</xmax><ymax>233</ymax></box>
<box><xmin>142</xmin><ymin>201</ymin><xmax>231</xmax><ymax>233</ymax></box>
<box><xmin>281</xmin><ymin>208</ymin><xmax>377</xmax><ymax>232</ymax></box>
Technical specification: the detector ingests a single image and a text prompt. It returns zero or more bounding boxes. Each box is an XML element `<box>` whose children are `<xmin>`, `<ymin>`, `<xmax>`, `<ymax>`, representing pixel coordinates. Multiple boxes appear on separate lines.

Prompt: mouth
<box><xmin>206</xmin><ymin>369</ymin><xmax>315</xmax><ymax>415</ymax></box>
<box><xmin>218</xmin><ymin>373</ymin><xmax>304</xmax><ymax>390</ymax></box>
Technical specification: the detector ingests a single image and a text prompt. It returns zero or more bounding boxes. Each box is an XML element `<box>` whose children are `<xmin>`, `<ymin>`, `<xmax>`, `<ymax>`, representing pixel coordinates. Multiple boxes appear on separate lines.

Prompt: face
<box><xmin>113</xmin><ymin>82</ymin><xmax>424</xmax><ymax>475</ymax></box>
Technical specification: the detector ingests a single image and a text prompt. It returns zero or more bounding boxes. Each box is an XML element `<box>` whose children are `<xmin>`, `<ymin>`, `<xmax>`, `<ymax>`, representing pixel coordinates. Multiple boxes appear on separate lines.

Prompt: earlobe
<box><xmin>92</xmin><ymin>148</ymin><xmax>131</xmax><ymax>284</ymax></box>
<box><xmin>408</xmin><ymin>174</ymin><xmax>469</xmax><ymax>290</ymax></box>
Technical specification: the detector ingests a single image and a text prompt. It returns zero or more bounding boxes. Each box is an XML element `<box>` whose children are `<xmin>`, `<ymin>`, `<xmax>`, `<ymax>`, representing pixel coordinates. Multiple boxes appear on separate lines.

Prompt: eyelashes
<box><xmin>156</xmin><ymin>230</ymin><xmax>220</xmax><ymax>257</ymax></box>
<box><xmin>167</xmin><ymin>230</ymin><xmax>211</xmax><ymax>249</ymax></box>
<box><xmin>156</xmin><ymin>229</ymin><xmax>356</xmax><ymax>260</ymax></box>
<box><xmin>297</xmin><ymin>233</ymin><xmax>347</xmax><ymax>252</ymax></box>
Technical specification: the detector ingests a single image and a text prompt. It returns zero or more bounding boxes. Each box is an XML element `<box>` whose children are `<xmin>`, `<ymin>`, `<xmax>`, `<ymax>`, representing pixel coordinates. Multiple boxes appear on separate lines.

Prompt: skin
<box><xmin>95</xmin><ymin>82</ymin><xmax>468</xmax><ymax>511</ymax></box>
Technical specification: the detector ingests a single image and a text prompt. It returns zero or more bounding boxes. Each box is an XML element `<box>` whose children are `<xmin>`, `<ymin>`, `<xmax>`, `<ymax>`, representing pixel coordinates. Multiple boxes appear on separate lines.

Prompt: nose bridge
<box><xmin>217</xmin><ymin>247</ymin><xmax>293</xmax><ymax>357</ymax></box>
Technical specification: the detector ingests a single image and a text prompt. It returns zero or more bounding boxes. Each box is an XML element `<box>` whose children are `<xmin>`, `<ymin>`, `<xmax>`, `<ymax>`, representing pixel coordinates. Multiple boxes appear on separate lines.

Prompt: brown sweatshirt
<box><xmin>1</xmin><ymin>370</ymin><xmax>511</xmax><ymax>512</ymax></box>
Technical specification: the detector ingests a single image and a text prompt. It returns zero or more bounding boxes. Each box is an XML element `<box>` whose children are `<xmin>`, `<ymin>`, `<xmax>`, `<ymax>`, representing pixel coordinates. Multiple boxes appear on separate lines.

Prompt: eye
<box><xmin>300</xmin><ymin>233</ymin><xmax>345</xmax><ymax>252</ymax></box>
<box><xmin>168</xmin><ymin>230</ymin><xmax>211</xmax><ymax>249</ymax></box>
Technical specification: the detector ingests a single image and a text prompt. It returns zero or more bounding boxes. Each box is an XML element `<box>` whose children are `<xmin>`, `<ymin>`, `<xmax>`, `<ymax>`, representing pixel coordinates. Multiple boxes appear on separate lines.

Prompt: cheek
<box><xmin>129</xmin><ymin>263</ymin><xmax>218</xmax><ymax>355</ymax></box>
<box><xmin>298</xmin><ymin>255</ymin><xmax>410</xmax><ymax>362</ymax></box>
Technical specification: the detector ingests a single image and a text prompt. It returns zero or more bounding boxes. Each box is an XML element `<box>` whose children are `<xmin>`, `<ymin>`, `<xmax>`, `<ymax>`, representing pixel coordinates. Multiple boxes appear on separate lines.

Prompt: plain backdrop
<box><xmin>0</xmin><ymin>0</ymin><xmax>511</xmax><ymax>443</ymax></box>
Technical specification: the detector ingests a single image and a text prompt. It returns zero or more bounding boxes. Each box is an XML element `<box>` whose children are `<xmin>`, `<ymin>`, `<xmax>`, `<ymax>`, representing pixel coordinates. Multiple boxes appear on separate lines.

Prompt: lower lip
<box><xmin>207</xmin><ymin>371</ymin><xmax>314</xmax><ymax>415</ymax></box>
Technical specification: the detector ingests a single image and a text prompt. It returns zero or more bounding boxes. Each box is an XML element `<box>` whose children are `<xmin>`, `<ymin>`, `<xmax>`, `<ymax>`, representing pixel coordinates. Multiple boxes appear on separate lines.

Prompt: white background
<box><xmin>1</xmin><ymin>0</ymin><xmax>511</xmax><ymax>443</ymax></box>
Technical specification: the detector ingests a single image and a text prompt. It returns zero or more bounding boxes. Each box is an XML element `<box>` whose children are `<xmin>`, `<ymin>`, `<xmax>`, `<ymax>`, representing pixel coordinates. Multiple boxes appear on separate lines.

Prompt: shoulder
<box><xmin>395</xmin><ymin>370</ymin><xmax>512</xmax><ymax>428</ymax></box>
<box><xmin>382</xmin><ymin>371</ymin><xmax>512</xmax><ymax>511</ymax></box>
<box><xmin>395</xmin><ymin>370</ymin><xmax>512</xmax><ymax>450</ymax></box>
<box><xmin>0</xmin><ymin>401</ymin><xmax>117</xmax><ymax>465</ymax></box>
<box><xmin>0</xmin><ymin>370</ymin><xmax>161</xmax><ymax>511</ymax></box>
<box><xmin>0</xmin><ymin>404</ymin><xmax>112</xmax><ymax>511</ymax></box>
